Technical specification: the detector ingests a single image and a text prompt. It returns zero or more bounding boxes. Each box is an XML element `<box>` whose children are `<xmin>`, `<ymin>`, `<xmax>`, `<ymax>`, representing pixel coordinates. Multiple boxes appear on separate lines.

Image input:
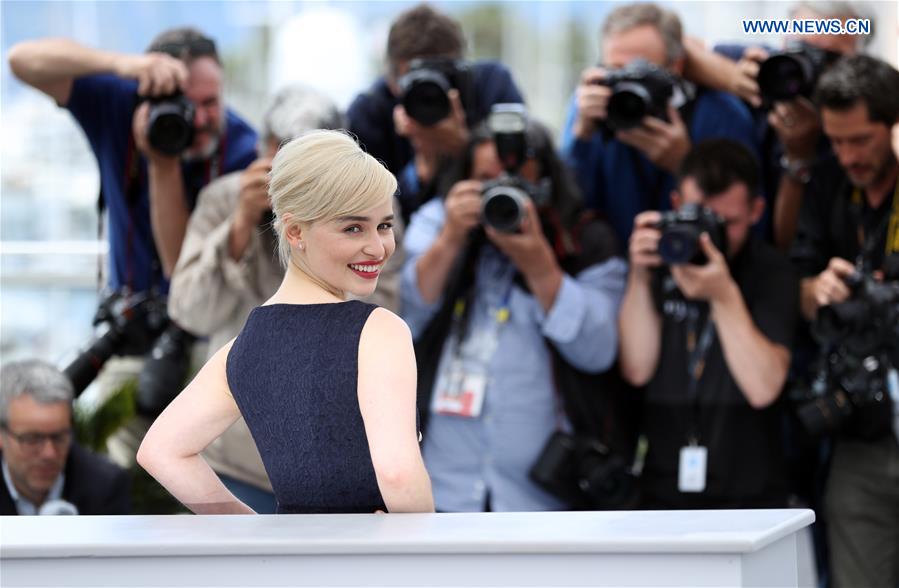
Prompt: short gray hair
<box><xmin>601</xmin><ymin>3</ymin><xmax>684</xmax><ymax>66</ymax></box>
<box><xmin>262</xmin><ymin>85</ymin><xmax>345</xmax><ymax>146</ymax></box>
<box><xmin>789</xmin><ymin>1</ymin><xmax>874</xmax><ymax>48</ymax></box>
<box><xmin>0</xmin><ymin>360</ymin><xmax>74</xmax><ymax>426</ymax></box>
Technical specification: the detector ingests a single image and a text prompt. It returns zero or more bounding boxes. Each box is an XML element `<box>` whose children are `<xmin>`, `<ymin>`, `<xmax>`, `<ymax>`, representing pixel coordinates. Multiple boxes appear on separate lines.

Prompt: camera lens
<box><xmin>758</xmin><ymin>54</ymin><xmax>812</xmax><ymax>102</ymax></box>
<box><xmin>607</xmin><ymin>82</ymin><xmax>651</xmax><ymax>131</ymax></box>
<box><xmin>482</xmin><ymin>186</ymin><xmax>527</xmax><ymax>233</ymax></box>
<box><xmin>147</xmin><ymin>98</ymin><xmax>195</xmax><ymax>155</ymax></box>
<box><xmin>401</xmin><ymin>73</ymin><xmax>452</xmax><ymax>127</ymax></box>
<box><xmin>658</xmin><ymin>225</ymin><xmax>702</xmax><ymax>265</ymax></box>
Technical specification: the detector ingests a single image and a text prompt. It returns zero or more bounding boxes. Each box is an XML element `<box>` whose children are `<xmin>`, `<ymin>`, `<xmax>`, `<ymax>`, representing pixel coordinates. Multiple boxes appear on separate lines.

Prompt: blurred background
<box><xmin>2</xmin><ymin>0</ymin><xmax>898</xmax><ymax>367</ymax></box>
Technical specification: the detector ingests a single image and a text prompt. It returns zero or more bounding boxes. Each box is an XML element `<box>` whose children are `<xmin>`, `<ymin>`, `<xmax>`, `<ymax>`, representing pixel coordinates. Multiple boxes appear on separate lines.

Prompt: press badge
<box><xmin>431</xmin><ymin>330</ymin><xmax>496</xmax><ymax>419</ymax></box>
<box><xmin>678</xmin><ymin>445</ymin><xmax>707</xmax><ymax>493</ymax></box>
<box><xmin>432</xmin><ymin>369</ymin><xmax>487</xmax><ymax>418</ymax></box>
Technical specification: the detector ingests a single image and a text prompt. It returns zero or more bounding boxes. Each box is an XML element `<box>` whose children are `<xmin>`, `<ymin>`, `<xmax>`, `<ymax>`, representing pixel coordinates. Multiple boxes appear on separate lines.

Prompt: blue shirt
<box><xmin>66</xmin><ymin>74</ymin><xmax>258</xmax><ymax>293</ymax></box>
<box><xmin>560</xmin><ymin>89</ymin><xmax>757</xmax><ymax>245</ymax></box>
<box><xmin>401</xmin><ymin>198</ymin><xmax>627</xmax><ymax>511</ymax></box>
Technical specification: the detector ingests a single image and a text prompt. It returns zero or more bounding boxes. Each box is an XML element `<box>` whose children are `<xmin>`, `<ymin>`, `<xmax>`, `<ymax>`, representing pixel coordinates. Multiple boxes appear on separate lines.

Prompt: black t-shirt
<box><xmin>791</xmin><ymin>155</ymin><xmax>897</xmax><ymax>277</ymax></box>
<box><xmin>789</xmin><ymin>155</ymin><xmax>899</xmax><ymax>441</ymax></box>
<box><xmin>641</xmin><ymin>238</ymin><xmax>800</xmax><ymax>509</ymax></box>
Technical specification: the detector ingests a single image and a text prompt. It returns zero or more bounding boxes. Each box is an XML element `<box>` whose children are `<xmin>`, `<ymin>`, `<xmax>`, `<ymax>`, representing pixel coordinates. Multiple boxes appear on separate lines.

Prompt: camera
<box><xmin>479</xmin><ymin>104</ymin><xmax>552</xmax><ymax>233</ymax></box>
<box><xmin>481</xmin><ymin>177</ymin><xmax>551</xmax><ymax>233</ymax></box>
<box><xmin>654</xmin><ymin>203</ymin><xmax>727</xmax><ymax>265</ymax></box>
<box><xmin>793</xmin><ymin>266</ymin><xmax>899</xmax><ymax>439</ymax></box>
<box><xmin>398</xmin><ymin>58</ymin><xmax>471</xmax><ymax>127</ymax></box>
<box><xmin>530</xmin><ymin>431</ymin><xmax>637</xmax><ymax>510</ymax></box>
<box><xmin>757</xmin><ymin>42</ymin><xmax>840</xmax><ymax>104</ymax></box>
<box><xmin>63</xmin><ymin>290</ymin><xmax>168</xmax><ymax>396</ymax></box>
<box><xmin>596</xmin><ymin>59</ymin><xmax>677</xmax><ymax>131</ymax></box>
<box><xmin>63</xmin><ymin>290</ymin><xmax>196</xmax><ymax>417</ymax></box>
<box><xmin>147</xmin><ymin>93</ymin><xmax>196</xmax><ymax>155</ymax></box>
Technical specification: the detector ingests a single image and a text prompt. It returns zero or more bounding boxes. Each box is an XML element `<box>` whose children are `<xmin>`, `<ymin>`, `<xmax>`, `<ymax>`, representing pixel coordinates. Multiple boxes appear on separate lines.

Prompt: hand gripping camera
<box><xmin>146</xmin><ymin>93</ymin><xmax>196</xmax><ymax>155</ymax></box>
<box><xmin>479</xmin><ymin>104</ymin><xmax>552</xmax><ymax>233</ymax></box>
<box><xmin>398</xmin><ymin>58</ymin><xmax>472</xmax><ymax>127</ymax></box>
<box><xmin>756</xmin><ymin>42</ymin><xmax>840</xmax><ymax>104</ymax></box>
<box><xmin>655</xmin><ymin>203</ymin><xmax>728</xmax><ymax>265</ymax></box>
<box><xmin>595</xmin><ymin>59</ymin><xmax>678</xmax><ymax>132</ymax></box>
<box><xmin>794</xmin><ymin>261</ymin><xmax>899</xmax><ymax>439</ymax></box>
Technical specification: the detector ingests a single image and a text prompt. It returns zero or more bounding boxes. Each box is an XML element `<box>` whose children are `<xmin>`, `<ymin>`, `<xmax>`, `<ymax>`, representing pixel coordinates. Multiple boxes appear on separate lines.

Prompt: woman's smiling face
<box><xmin>299</xmin><ymin>197</ymin><xmax>396</xmax><ymax>298</ymax></box>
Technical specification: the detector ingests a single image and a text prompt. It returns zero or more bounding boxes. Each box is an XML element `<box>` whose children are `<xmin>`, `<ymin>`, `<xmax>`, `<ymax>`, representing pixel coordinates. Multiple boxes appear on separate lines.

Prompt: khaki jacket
<box><xmin>168</xmin><ymin>171</ymin><xmax>404</xmax><ymax>490</ymax></box>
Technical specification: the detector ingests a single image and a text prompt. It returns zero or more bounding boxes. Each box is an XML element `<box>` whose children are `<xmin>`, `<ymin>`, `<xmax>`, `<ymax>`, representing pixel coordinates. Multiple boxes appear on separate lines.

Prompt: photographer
<box><xmin>790</xmin><ymin>54</ymin><xmax>899</xmax><ymax>588</ymax></box>
<box><xmin>8</xmin><ymin>28</ymin><xmax>258</xmax><ymax>465</ymax></box>
<box><xmin>561</xmin><ymin>2</ymin><xmax>756</xmax><ymax>246</ymax></box>
<box><xmin>347</xmin><ymin>3</ymin><xmax>523</xmax><ymax>221</ymax></box>
<box><xmin>618</xmin><ymin>139</ymin><xmax>799</xmax><ymax>509</ymax></box>
<box><xmin>708</xmin><ymin>2</ymin><xmax>871</xmax><ymax>249</ymax></box>
<box><xmin>9</xmin><ymin>28</ymin><xmax>257</xmax><ymax>286</ymax></box>
<box><xmin>167</xmin><ymin>86</ymin><xmax>405</xmax><ymax>513</ymax></box>
<box><xmin>401</xmin><ymin>109</ymin><xmax>626</xmax><ymax>512</ymax></box>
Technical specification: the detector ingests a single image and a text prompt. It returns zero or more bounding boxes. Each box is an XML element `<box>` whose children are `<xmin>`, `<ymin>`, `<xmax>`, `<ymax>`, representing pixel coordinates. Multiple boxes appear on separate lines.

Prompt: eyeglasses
<box><xmin>1</xmin><ymin>426</ymin><xmax>72</xmax><ymax>452</ymax></box>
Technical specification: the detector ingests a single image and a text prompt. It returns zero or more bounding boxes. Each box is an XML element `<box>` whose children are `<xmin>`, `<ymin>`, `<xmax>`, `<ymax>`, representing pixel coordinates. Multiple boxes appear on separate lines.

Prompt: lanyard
<box><xmin>684</xmin><ymin>306</ymin><xmax>716</xmax><ymax>445</ymax></box>
<box><xmin>447</xmin><ymin>268</ymin><xmax>514</xmax><ymax>363</ymax></box>
<box><xmin>851</xmin><ymin>180</ymin><xmax>899</xmax><ymax>268</ymax></box>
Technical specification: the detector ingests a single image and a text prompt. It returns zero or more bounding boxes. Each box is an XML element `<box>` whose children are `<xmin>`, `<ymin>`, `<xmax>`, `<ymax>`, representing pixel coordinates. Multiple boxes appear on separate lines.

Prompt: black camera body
<box><xmin>63</xmin><ymin>290</ymin><xmax>169</xmax><ymax>396</ymax></box>
<box><xmin>63</xmin><ymin>290</ymin><xmax>196</xmax><ymax>417</ymax></box>
<box><xmin>655</xmin><ymin>203</ymin><xmax>727</xmax><ymax>265</ymax></box>
<box><xmin>597</xmin><ymin>59</ymin><xmax>677</xmax><ymax>131</ymax></box>
<box><xmin>478</xmin><ymin>104</ymin><xmax>551</xmax><ymax>233</ymax></box>
<box><xmin>757</xmin><ymin>42</ymin><xmax>840</xmax><ymax>104</ymax></box>
<box><xmin>794</xmin><ymin>269</ymin><xmax>899</xmax><ymax>439</ymax></box>
<box><xmin>398</xmin><ymin>58</ymin><xmax>471</xmax><ymax>127</ymax></box>
<box><xmin>147</xmin><ymin>93</ymin><xmax>196</xmax><ymax>155</ymax></box>
<box><xmin>530</xmin><ymin>431</ymin><xmax>637</xmax><ymax>510</ymax></box>
<box><xmin>481</xmin><ymin>176</ymin><xmax>551</xmax><ymax>233</ymax></box>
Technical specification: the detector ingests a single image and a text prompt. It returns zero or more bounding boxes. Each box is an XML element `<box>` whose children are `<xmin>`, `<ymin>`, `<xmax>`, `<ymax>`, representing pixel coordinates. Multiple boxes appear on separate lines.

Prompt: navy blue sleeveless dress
<box><xmin>226</xmin><ymin>300</ymin><xmax>387</xmax><ymax>514</ymax></box>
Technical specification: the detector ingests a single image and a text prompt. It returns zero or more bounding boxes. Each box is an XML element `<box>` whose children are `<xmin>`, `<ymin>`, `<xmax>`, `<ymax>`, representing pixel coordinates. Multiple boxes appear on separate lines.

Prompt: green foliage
<box><xmin>457</xmin><ymin>3</ymin><xmax>505</xmax><ymax>60</ymax></box>
<box><xmin>73</xmin><ymin>380</ymin><xmax>137</xmax><ymax>453</ymax></box>
<box><xmin>129</xmin><ymin>464</ymin><xmax>186</xmax><ymax>515</ymax></box>
<box><xmin>73</xmin><ymin>380</ymin><xmax>183</xmax><ymax>514</ymax></box>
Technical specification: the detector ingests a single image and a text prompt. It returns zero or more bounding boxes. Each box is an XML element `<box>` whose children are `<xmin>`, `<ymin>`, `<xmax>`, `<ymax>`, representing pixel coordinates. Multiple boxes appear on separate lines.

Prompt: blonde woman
<box><xmin>138</xmin><ymin>131</ymin><xmax>433</xmax><ymax>514</ymax></box>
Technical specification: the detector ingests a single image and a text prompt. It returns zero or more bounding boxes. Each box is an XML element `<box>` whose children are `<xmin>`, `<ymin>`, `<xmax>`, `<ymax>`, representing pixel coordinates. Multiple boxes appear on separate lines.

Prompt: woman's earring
<box><xmin>297</xmin><ymin>242</ymin><xmax>305</xmax><ymax>251</ymax></box>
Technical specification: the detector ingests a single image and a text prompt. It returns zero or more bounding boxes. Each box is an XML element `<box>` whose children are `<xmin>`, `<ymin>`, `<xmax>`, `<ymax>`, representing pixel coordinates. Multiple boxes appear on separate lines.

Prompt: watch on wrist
<box><xmin>780</xmin><ymin>155</ymin><xmax>812</xmax><ymax>184</ymax></box>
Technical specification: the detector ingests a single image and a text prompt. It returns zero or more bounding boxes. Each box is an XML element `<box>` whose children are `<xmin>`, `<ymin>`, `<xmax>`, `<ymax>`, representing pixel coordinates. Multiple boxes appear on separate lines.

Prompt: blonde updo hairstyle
<box><xmin>269</xmin><ymin>130</ymin><xmax>397</xmax><ymax>270</ymax></box>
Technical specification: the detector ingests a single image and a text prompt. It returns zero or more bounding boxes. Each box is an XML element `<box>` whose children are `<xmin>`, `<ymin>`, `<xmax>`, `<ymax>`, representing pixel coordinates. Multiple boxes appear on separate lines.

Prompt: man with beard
<box><xmin>790</xmin><ymin>54</ymin><xmax>899</xmax><ymax>588</ymax></box>
<box><xmin>8</xmin><ymin>28</ymin><xmax>258</xmax><ymax>466</ymax></box>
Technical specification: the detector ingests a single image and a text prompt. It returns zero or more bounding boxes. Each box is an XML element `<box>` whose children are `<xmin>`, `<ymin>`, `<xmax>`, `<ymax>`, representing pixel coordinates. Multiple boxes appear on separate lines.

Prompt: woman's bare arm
<box><xmin>137</xmin><ymin>340</ymin><xmax>253</xmax><ymax>514</ymax></box>
<box><xmin>357</xmin><ymin>308</ymin><xmax>434</xmax><ymax>513</ymax></box>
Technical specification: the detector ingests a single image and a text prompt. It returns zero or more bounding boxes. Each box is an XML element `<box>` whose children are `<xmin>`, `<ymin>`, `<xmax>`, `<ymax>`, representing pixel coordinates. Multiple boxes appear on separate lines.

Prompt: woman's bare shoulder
<box><xmin>361</xmin><ymin>306</ymin><xmax>412</xmax><ymax>342</ymax></box>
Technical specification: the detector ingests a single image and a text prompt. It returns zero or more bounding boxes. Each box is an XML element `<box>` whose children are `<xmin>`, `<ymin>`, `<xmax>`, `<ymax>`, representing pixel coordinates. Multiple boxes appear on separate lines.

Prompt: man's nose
<box><xmin>38</xmin><ymin>439</ymin><xmax>63</xmax><ymax>459</ymax></box>
<box><xmin>194</xmin><ymin>106</ymin><xmax>209</xmax><ymax>128</ymax></box>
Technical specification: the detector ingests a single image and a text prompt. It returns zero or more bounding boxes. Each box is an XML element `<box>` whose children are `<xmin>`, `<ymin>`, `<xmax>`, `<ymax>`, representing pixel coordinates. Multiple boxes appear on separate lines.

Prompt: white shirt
<box><xmin>2</xmin><ymin>457</ymin><xmax>66</xmax><ymax>515</ymax></box>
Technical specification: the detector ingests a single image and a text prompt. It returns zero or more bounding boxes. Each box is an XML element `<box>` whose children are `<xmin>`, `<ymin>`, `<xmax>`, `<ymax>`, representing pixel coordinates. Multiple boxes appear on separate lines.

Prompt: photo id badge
<box><xmin>678</xmin><ymin>445</ymin><xmax>707</xmax><ymax>493</ymax></box>
<box><xmin>432</xmin><ymin>367</ymin><xmax>486</xmax><ymax>419</ymax></box>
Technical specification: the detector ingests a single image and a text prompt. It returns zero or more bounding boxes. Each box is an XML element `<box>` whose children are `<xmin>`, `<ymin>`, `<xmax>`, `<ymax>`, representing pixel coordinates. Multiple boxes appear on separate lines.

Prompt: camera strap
<box><xmin>684</xmin><ymin>306</ymin><xmax>716</xmax><ymax>445</ymax></box>
<box><xmin>431</xmin><ymin>273</ymin><xmax>513</xmax><ymax>419</ymax></box>
<box><xmin>850</xmin><ymin>180</ymin><xmax>899</xmax><ymax>269</ymax></box>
